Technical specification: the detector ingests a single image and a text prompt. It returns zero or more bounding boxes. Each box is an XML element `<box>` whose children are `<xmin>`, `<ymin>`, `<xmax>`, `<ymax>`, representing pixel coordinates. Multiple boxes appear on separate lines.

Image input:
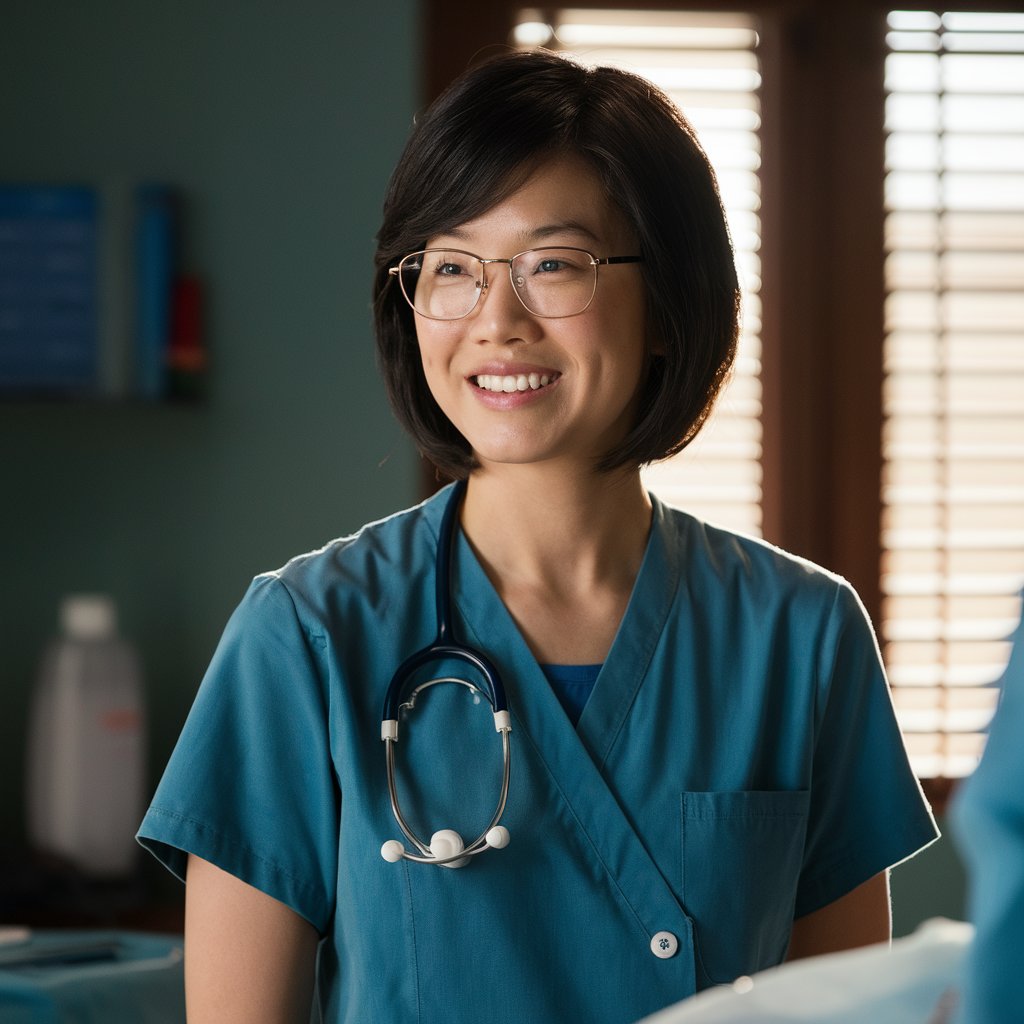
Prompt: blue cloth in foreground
<box><xmin>950</xmin><ymin>594</ymin><xmax>1024</xmax><ymax>1024</ymax></box>
<box><xmin>138</xmin><ymin>486</ymin><xmax>937</xmax><ymax>1024</ymax></box>
<box><xmin>0</xmin><ymin>931</ymin><xmax>184</xmax><ymax>1024</ymax></box>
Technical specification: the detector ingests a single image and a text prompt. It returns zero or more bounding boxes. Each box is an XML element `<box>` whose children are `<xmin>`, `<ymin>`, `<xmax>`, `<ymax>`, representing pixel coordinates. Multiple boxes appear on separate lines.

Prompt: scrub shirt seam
<box><xmin>268</xmin><ymin>573</ymin><xmax>329</xmax><ymax>651</ymax></box>
<box><xmin>813</xmin><ymin>580</ymin><xmax>854</xmax><ymax>733</ymax></box>
<box><xmin>264</xmin><ymin>573</ymin><xmax>339</xmax><ymax>796</ymax></box>
<box><xmin>401</xmin><ymin>860</ymin><xmax>422</xmax><ymax>1024</ymax></box>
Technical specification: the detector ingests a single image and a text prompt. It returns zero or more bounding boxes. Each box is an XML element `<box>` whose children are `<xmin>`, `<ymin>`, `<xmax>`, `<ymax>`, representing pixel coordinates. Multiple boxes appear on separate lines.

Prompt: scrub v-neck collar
<box><xmin>441</xmin><ymin>488</ymin><xmax>681</xmax><ymax>772</ymax></box>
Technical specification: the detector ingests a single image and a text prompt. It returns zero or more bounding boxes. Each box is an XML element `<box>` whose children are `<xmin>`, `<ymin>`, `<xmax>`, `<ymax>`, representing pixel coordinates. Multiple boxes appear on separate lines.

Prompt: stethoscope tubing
<box><xmin>381</xmin><ymin>478</ymin><xmax>509</xmax><ymax>722</ymax></box>
<box><xmin>382</xmin><ymin>643</ymin><xmax>507</xmax><ymax>723</ymax></box>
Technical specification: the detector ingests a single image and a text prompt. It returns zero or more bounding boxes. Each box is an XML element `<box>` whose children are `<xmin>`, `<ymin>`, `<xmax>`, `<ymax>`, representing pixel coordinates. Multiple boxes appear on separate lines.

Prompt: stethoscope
<box><xmin>379</xmin><ymin>479</ymin><xmax>513</xmax><ymax>868</ymax></box>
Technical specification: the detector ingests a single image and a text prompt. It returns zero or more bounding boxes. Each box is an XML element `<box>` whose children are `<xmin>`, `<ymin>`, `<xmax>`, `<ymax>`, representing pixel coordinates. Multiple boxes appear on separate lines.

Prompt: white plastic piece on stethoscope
<box><xmin>493</xmin><ymin>709</ymin><xmax>511</xmax><ymax>732</ymax></box>
<box><xmin>381</xmin><ymin>720</ymin><xmax>398</xmax><ymax>742</ymax></box>
<box><xmin>380</xmin><ymin>840</ymin><xmax>405</xmax><ymax>863</ymax></box>
<box><xmin>430</xmin><ymin>829</ymin><xmax>470</xmax><ymax>868</ymax></box>
<box><xmin>485</xmin><ymin>825</ymin><xmax>510</xmax><ymax>849</ymax></box>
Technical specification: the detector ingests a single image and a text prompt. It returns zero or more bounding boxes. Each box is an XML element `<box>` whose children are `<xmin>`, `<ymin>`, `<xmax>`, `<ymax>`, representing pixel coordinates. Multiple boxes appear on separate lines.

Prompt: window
<box><xmin>514</xmin><ymin>9</ymin><xmax>764</xmax><ymax>536</ymax></box>
<box><xmin>882</xmin><ymin>10</ymin><xmax>1024</xmax><ymax>778</ymax></box>
<box><xmin>422</xmin><ymin>1</ymin><xmax>1024</xmax><ymax>799</ymax></box>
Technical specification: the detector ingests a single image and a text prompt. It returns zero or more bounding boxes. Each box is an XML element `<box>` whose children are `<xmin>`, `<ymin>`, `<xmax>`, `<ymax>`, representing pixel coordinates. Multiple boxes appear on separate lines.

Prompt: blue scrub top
<box><xmin>138</xmin><ymin>486</ymin><xmax>937</xmax><ymax>1024</ymax></box>
<box><xmin>950</xmin><ymin>596</ymin><xmax>1024</xmax><ymax>1023</ymax></box>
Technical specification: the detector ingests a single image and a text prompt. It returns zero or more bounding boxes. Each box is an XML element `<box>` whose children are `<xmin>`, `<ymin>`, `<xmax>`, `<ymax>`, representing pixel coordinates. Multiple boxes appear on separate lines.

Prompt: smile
<box><xmin>472</xmin><ymin>373</ymin><xmax>559</xmax><ymax>394</ymax></box>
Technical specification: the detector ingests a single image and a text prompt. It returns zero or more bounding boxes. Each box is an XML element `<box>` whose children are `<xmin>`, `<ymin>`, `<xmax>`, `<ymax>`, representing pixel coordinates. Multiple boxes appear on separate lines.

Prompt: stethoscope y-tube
<box><xmin>380</xmin><ymin>480</ymin><xmax>512</xmax><ymax>868</ymax></box>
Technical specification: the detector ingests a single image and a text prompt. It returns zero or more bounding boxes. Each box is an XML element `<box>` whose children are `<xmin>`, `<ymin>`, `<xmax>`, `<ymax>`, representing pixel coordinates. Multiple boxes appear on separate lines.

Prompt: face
<box><xmin>413</xmin><ymin>154</ymin><xmax>649</xmax><ymax>474</ymax></box>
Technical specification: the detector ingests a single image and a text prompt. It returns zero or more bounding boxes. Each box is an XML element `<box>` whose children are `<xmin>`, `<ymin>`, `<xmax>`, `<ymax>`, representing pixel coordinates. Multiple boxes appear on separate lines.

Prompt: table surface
<box><xmin>0</xmin><ymin>929</ymin><xmax>185</xmax><ymax>1024</ymax></box>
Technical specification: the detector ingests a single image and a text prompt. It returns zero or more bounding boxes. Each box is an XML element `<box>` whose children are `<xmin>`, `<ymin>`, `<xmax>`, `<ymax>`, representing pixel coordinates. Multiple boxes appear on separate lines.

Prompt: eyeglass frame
<box><xmin>388</xmin><ymin>246</ymin><xmax>644</xmax><ymax>321</ymax></box>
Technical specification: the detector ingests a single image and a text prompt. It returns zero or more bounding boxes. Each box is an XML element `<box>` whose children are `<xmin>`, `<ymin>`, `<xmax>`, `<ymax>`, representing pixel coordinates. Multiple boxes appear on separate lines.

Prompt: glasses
<box><xmin>389</xmin><ymin>247</ymin><xmax>643</xmax><ymax>321</ymax></box>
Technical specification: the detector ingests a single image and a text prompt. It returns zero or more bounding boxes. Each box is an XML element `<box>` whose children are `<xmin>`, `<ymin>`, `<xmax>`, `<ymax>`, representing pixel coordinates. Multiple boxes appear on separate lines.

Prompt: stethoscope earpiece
<box><xmin>379</xmin><ymin>480</ymin><xmax>513</xmax><ymax>870</ymax></box>
<box><xmin>380</xmin><ymin>840</ymin><xmax>405</xmax><ymax>863</ymax></box>
<box><xmin>485</xmin><ymin>825</ymin><xmax>511</xmax><ymax>849</ymax></box>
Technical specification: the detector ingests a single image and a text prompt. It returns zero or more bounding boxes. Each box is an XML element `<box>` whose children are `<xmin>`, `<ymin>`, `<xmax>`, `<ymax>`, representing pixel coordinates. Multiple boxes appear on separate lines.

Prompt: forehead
<box><xmin>428</xmin><ymin>154</ymin><xmax>634</xmax><ymax>250</ymax></box>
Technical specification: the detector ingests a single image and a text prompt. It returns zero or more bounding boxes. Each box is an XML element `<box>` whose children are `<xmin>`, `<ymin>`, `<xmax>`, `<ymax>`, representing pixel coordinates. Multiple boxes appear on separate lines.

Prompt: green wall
<box><xmin>0</xmin><ymin>3</ymin><xmax>420</xmax><ymax>847</ymax></box>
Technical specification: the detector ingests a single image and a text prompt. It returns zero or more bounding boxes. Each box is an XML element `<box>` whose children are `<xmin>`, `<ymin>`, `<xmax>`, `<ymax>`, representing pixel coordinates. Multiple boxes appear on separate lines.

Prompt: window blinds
<box><xmin>882</xmin><ymin>10</ymin><xmax>1024</xmax><ymax>778</ymax></box>
<box><xmin>514</xmin><ymin>9</ymin><xmax>764</xmax><ymax>536</ymax></box>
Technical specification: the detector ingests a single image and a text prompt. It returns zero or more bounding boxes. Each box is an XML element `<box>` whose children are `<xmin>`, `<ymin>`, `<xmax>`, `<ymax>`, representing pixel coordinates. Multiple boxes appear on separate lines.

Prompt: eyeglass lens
<box><xmin>400</xmin><ymin>248</ymin><xmax>598</xmax><ymax>320</ymax></box>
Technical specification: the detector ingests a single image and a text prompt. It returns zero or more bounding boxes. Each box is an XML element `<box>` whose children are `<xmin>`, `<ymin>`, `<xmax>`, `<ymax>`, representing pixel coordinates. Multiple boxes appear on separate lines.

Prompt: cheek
<box><xmin>415</xmin><ymin>317</ymin><xmax>459</xmax><ymax>364</ymax></box>
<box><xmin>414</xmin><ymin>327</ymin><xmax>446</xmax><ymax>384</ymax></box>
<box><xmin>419</xmin><ymin>355</ymin><xmax>447</xmax><ymax>410</ymax></box>
<box><xmin>415</xmin><ymin>340</ymin><xmax>460</xmax><ymax>417</ymax></box>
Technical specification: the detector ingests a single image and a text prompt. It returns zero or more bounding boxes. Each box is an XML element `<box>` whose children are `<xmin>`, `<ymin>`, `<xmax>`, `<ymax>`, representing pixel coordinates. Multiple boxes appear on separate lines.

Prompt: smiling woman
<box><xmin>373</xmin><ymin>51</ymin><xmax>741</xmax><ymax>480</ymax></box>
<box><xmin>137</xmin><ymin>49</ymin><xmax>938</xmax><ymax>1024</ymax></box>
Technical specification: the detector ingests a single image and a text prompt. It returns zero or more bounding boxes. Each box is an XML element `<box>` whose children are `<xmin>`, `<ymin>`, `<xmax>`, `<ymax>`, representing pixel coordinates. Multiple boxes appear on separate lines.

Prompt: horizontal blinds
<box><xmin>514</xmin><ymin>9</ymin><xmax>764</xmax><ymax>536</ymax></box>
<box><xmin>882</xmin><ymin>10</ymin><xmax>1024</xmax><ymax>778</ymax></box>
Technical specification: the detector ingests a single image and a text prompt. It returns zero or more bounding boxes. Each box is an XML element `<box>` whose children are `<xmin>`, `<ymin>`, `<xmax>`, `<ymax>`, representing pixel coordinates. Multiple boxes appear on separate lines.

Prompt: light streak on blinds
<box><xmin>883</xmin><ymin>10</ymin><xmax>1024</xmax><ymax>779</ymax></box>
<box><xmin>514</xmin><ymin>10</ymin><xmax>763</xmax><ymax>536</ymax></box>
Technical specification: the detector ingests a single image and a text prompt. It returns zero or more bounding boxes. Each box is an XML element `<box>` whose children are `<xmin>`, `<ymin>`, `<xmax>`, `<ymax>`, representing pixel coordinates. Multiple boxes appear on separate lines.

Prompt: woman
<box><xmin>138</xmin><ymin>49</ymin><xmax>937</xmax><ymax>1024</ymax></box>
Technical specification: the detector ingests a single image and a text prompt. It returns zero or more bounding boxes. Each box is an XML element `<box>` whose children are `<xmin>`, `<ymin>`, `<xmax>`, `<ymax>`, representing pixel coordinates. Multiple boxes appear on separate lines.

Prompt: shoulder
<box><xmin>653</xmin><ymin>498</ymin><xmax>874</xmax><ymax>677</ymax></box>
<box><xmin>656</xmin><ymin>497</ymin><xmax>853</xmax><ymax>608</ymax></box>
<box><xmin>238</xmin><ymin>487</ymin><xmax>451</xmax><ymax>627</ymax></box>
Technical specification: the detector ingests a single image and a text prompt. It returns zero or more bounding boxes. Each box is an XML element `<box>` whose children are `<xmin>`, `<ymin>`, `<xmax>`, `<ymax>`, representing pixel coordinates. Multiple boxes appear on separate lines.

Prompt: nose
<box><xmin>472</xmin><ymin>260</ymin><xmax>537</xmax><ymax>336</ymax></box>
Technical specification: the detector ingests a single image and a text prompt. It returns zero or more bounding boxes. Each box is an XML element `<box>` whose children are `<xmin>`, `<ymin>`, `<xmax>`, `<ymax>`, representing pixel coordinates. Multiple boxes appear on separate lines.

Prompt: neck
<box><xmin>459</xmin><ymin>463</ymin><xmax>653</xmax><ymax>599</ymax></box>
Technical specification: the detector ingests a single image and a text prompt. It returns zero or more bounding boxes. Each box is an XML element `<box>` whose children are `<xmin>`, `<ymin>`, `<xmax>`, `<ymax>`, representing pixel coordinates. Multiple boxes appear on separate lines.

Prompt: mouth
<box><xmin>471</xmin><ymin>372</ymin><xmax>560</xmax><ymax>394</ymax></box>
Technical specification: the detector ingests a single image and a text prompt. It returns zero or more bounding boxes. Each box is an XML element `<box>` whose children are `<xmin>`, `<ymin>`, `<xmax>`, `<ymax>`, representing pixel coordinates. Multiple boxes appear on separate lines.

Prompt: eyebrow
<box><xmin>439</xmin><ymin>220</ymin><xmax>603</xmax><ymax>247</ymax></box>
<box><xmin>530</xmin><ymin>221</ymin><xmax>602</xmax><ymax>244</ymax></box>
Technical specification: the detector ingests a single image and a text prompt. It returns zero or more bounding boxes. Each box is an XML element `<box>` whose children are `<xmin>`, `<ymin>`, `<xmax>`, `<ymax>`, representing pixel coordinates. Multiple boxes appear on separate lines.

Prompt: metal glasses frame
<box><xmin>388</xmin><ymin>246</ymin><xmax>643</xmax><ymax>320</ymax></box>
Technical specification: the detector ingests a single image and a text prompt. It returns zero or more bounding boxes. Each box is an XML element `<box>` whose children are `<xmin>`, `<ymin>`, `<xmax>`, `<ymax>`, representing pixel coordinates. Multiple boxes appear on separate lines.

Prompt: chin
<box><xmin>473</xmin><ymin>449</ymin><xmax>551</xmax><ymax>469</ymax></box>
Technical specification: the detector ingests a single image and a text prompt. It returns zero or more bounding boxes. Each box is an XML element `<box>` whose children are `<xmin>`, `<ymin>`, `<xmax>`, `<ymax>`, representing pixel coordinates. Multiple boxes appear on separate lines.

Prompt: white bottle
<box><xmin>26</xmin><ymin>594</ymin><xmax>147</xmax><ymax>877</ymax></box>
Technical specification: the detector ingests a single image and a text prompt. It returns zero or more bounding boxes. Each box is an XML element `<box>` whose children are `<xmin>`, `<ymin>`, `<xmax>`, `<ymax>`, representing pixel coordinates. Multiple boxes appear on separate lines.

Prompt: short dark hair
<box><xmin>373</xmin><ymin>48</ymin><xmax>740</xmax><ymax>479</ymax></box>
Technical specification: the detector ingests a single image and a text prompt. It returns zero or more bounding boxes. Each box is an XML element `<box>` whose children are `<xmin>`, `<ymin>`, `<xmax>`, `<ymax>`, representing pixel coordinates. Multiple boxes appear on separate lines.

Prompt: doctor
<box><xmin>138</xmin><ymin>49</ymin><xmax>937</xmax><ymax>1024</ymax></box>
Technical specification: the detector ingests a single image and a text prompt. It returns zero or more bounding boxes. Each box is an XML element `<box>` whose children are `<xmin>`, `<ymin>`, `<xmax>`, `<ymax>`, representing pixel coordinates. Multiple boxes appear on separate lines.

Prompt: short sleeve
<box><xmin>136</xmin><ymin>574</ymin><xmax>339</xmax><ymax>934</ymax></box>
<box><xmin>795</xmin><ymin>581</ymin><xmax>938</xmax><ymax>918</ymax></box>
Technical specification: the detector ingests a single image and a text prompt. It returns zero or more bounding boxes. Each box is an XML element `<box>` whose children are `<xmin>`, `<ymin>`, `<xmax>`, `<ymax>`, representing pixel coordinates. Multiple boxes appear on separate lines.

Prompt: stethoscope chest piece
<box><xmin>379</xmin><ymin>481</ymin><xmax>513</xmax><ymax>868</ymax></box>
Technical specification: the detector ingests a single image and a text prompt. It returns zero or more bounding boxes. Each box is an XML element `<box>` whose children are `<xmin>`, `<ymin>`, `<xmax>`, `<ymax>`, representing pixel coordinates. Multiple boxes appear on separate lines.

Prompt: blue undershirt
<box><xmin>539</xmin><ymin>663</ymin><xmax>602</xmax><ymax>726</ymax></box>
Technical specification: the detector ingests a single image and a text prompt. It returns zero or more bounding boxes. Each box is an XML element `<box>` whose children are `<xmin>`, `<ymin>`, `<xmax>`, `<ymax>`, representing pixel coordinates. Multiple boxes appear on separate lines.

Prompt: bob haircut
<box><xmin>373</xmin><ymin>48</ymin><xmax>740</xmax><ymax>479</ymax></box>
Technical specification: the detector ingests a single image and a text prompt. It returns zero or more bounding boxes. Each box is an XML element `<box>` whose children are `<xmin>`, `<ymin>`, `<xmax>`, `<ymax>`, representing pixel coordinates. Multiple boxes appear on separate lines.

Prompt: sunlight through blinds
<box><xmin>515</xmin><ymin>10</ymin><xmax>764</xmax><ymax>536</ymax></box>
<box><xmin>882</xmin><ymin>10</ymin><xmax>1024</xmax><ymax>779</ymax></box>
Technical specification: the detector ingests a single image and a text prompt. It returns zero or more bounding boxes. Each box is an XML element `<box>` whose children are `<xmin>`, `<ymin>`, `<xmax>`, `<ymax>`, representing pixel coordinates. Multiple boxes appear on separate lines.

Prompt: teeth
<box><xmin>474</xmin><ymin>373</ymin><xmax>555</xmax><ymax>393</ymax></box>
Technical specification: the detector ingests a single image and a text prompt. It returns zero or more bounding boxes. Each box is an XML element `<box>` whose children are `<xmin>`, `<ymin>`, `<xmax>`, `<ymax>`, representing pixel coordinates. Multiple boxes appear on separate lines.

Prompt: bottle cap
<box><xmin>60</xmin><ymin>595</ymin><xmax>117</xmax><ymax>640</ymax></box>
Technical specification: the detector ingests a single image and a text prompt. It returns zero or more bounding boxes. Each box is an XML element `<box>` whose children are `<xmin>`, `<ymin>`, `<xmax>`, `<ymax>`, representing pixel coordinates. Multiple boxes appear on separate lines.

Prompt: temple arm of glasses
<box><xmin>595</xmin><ymin>256</ymin><xmax>644</xmax><ymax>265</ymax></box>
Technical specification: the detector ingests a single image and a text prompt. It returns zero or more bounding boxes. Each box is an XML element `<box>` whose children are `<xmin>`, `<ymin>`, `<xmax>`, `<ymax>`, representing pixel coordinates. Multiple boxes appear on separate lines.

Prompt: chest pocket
<box><xmin>682</xmin><ymin>790</ymin><xmax>810</xmax><ymax>986</ymax></box>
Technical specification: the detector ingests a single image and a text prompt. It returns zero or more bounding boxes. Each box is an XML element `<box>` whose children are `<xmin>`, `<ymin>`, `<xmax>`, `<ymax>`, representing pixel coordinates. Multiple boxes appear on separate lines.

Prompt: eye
<box><xmin>534</xmin><ymin>257</ymin><xmax>567</xmax><ymax>274</ymax></box>
<box><xmin>523</xmin><ymin>249</ymin><xmax>591</xmax><ymax>277</ymax></box>
<box><xmin>433</xmin><ymin>259</ymin><xmax>469</xmax><ymax>277</ymax></box>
